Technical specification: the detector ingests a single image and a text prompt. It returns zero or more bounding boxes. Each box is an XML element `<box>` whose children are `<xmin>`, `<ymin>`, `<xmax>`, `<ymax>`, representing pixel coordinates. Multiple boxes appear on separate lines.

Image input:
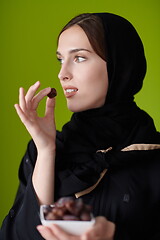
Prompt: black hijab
<box><xmin>55</xmin><ymin>13</ymin><xmax>160</xmax><ymax>196</ymax></box>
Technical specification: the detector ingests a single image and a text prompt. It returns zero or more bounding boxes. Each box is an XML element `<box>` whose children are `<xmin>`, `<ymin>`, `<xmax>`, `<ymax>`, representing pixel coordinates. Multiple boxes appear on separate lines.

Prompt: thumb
<box><xmin>45</xmin><ymin>97</ymin><xmax>56</xmax><ymax>118</ymax></box>
<box><xmin>82</xmin><ymin>216</ymin><xmax>115</xmax><ymax>240</ymax></box>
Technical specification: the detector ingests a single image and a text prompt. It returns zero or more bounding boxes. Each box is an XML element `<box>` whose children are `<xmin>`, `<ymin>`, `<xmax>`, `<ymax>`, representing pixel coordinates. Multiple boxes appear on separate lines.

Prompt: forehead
<box><xmin>57</xmin><ymin>25</ymin><xmax>93</xmax><ymax>53</ymax></box>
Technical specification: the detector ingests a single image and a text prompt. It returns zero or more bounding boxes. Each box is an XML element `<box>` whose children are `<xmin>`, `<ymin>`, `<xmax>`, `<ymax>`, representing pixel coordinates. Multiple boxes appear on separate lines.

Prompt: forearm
<box><xmin>32</xmin><ymin>147</ymin><xmax>56</xmax><ymax>205</ymax></box>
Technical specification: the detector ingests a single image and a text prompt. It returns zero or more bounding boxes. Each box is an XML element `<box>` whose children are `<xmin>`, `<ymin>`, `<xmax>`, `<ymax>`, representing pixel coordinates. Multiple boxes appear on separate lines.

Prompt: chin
<box><xmin>67</xmin><ymin>98</ymin><xmax>106</xmax><ymax>112</ymax></box>
<box><xmin>67</xmin><ymin>103</ymin><xmax>100</xmax><ymax>113</ymax></box>
<box><xmin>67</xmin><ymin>103</ymin><xmax>85</xmax><ymax>113</ymax></box>
<box><xmin>68</xmin><ymin>106</ymin><xmax>82</xmax><ymax>113</ymax></box>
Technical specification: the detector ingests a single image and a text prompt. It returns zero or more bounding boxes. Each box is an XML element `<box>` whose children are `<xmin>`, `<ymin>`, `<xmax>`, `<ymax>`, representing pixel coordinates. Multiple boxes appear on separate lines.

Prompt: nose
<box><xmin>58</xmin><ymin>64</ymin><xmax>72</xmax><ymax>81</ymax></box>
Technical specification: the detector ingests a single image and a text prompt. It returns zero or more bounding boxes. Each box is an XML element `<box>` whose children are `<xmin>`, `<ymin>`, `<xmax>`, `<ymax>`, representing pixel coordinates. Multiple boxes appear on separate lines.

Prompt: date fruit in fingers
<box><xmin>47</xmin><ymin>88</ymin><xmax>57</xmax><ymax>98</ymax></box>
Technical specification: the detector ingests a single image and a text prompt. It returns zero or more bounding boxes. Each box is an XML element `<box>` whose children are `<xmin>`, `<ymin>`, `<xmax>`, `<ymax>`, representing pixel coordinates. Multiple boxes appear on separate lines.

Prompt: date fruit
<box><xmin>44</xmin><ymin>197</ymin><xmax>92</xmax><ymax>221</ymax></box>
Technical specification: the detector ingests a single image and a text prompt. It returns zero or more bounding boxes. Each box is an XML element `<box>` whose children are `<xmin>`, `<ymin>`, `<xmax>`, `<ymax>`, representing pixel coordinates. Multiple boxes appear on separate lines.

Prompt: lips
<box><xmin>64</xmin><ymin>86</ymin><xmax>78</xmax><ymax>98</ymax></box>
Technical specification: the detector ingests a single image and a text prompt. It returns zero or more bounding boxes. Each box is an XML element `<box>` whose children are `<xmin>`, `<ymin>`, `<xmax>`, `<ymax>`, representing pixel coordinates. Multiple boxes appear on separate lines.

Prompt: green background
<box><xmin>0</xmin><ymin>0</ymin><xmax>160</xmax><ymax>226</ymax></box>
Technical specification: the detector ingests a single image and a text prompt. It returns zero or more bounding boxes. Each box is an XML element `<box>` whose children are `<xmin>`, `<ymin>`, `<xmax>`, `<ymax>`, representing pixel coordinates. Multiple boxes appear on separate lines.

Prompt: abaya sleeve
<box><xmin>0</xmin><ymin>140</ymin><xmax>43</xmax><ymax>240</ymax></box>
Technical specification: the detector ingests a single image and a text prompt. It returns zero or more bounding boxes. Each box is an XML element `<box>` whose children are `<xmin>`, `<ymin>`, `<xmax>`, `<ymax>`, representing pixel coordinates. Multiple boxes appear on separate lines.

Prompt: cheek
<box><xmin>88</xmin><ymin>65</ymin><xmax>108</xmax><ymax>92</ymax></box>
<box><xmin>90</xmin><ymin>66</ymin><xmax>108</xmax><ymax>104</ymax></box>
<box><xmin>67</xmin><ymin>61</ymin><xmax>108</xmax><ymax>111</ymax></box>
<box><xmin>79</xmin><ymin>71</ymin><xmax>108</xmax><ymax>108</ymax></box>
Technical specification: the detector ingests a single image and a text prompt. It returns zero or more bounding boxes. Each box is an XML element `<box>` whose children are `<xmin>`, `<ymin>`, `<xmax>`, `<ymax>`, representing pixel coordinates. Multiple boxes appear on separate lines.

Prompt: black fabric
<box><xmin>1</xmin><ymin>12</ymin><xmax>160</xmax><ymax>240</ymax></box>
<box><xmin>55</xmin><ymin>12</ymin><xmax>159</xmax><ymax>195</ymax></box>
<box><xmin>95</xmin><ymin>13</ymin><xmax>146</xmax><ymax>103</ymax></box>
<box><xmin>1</xmin><ymin>140</ymin><xmax>160</xmax><ymax>240</ymax></box>
<box><xmin>0</xmin><ymin>141</ymin><xmax>43</xmax><ymax>240</ymax></box>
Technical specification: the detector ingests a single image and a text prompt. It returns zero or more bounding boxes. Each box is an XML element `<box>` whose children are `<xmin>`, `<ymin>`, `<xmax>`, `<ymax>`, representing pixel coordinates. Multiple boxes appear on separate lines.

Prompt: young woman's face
<box><xmin>57</xmin><ymin>25</ymin><xmax>108</xmax><ymax>112</ymax></box>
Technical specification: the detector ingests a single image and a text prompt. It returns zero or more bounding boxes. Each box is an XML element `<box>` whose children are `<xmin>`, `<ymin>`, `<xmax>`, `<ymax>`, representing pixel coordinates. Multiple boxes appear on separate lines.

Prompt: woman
<box><xmin>1</xmin><ymin>13</ymin><xmax>160</xmax><ymax>240</ymax></box>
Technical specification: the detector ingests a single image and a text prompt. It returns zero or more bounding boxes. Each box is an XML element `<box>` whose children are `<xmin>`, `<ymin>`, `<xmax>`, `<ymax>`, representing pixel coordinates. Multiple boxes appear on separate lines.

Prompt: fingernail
<box><xmin>37</xmin><ymin>225</ymin><xmax>44</xmax><ymax>232</ymax></box>
<box><xmin>34</xmin><ymin>81</ymin><xmax>40</xmax><ymax>86</ymax></box>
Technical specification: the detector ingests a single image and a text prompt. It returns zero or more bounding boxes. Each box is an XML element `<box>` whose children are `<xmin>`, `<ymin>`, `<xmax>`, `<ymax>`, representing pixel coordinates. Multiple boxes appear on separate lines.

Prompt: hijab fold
<box><xmin>55</xmin><ymin>13</ymin><xmax>160</xmax><ymax>197</ymax></box>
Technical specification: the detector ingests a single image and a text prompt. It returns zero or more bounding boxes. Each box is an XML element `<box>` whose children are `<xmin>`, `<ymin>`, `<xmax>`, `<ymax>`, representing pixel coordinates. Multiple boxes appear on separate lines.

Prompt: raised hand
<box><xmin>14</xmin><ymin>81</ymin><xmax>56</xmax><ymax>152</ymax></box>
<box><xmin>14</xmin><ymin>81</ymin><xmax>57</xmax><ymax>204</ymax></box>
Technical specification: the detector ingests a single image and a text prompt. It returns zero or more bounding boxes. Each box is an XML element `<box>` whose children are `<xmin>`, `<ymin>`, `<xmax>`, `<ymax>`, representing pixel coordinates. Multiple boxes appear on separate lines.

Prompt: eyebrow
<box><xmin>56</xmin><ymin>48</ymin><xmax>92</xmax><ymax>56</ymax></box>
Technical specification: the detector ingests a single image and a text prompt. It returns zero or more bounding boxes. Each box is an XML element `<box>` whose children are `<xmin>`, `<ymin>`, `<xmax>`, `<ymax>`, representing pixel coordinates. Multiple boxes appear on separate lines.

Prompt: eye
<box><xmin>57</xmin><ymin>57</ymin><xmax>64</xmax><ymax>64</ymax></box>
<box><xmin>75</xmin><ymin>56</ymin><xmax>86</xmax><ymax>63</ymax></box>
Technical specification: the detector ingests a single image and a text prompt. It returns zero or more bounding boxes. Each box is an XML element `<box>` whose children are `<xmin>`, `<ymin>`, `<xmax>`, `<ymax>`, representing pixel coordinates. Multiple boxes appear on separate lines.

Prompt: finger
<box><xmin>45</xmin><ymin>97</ymin><xmax>56</xmax><ymax>119</ymax></box>
<box><xmin>47</xmin><ymin>224</ymin><xmax>81</xmax><ymax>240</ymax></box>
<box><xmin>95</xmin><ymin>216</ymin><xmax>115</xmax><ymax>236</ymax></box>
<box><xmin>95</xmin><ymin>217</ymin><xmax>115</xmax><ymax>240</ymax></box>
<box><xmin>14</xmin><ymin>104</ymin><xmax>30</xmax><ymax>126</ymax></box>
<box><xmin>25</xmin><ymin>81</ymin><xmax>41</xmax><ymax>107</ymax></box>
<box><xmin>82</xmin><ymin>217</ymin><xmax>115</xmax><ymax>240</ymax></box>
<box><xmin>19</xmin><ymin>87</ymin><xmax>27</xmax><ymax>112</ymax></box>
<box><xmin>14</xmin><ymin>104</ymin><xmax>40</xmax><ymax>140</ymax></box>
<box><xmin>31</xmin><ymin>87</ymin><xmax>51</xmax><ymax>110</ymax></box>
<box><xmin>37</xmin><ymin>225</ymin><xmax>57</xmax><ymax>240</ymax></box>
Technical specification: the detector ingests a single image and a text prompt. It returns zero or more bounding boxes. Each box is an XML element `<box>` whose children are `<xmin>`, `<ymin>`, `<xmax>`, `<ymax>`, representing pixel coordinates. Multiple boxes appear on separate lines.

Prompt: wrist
<box><xmin>37</xmin><ymin>145</ymin><xmax>56</xmax><ymax>158</ymax></box>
